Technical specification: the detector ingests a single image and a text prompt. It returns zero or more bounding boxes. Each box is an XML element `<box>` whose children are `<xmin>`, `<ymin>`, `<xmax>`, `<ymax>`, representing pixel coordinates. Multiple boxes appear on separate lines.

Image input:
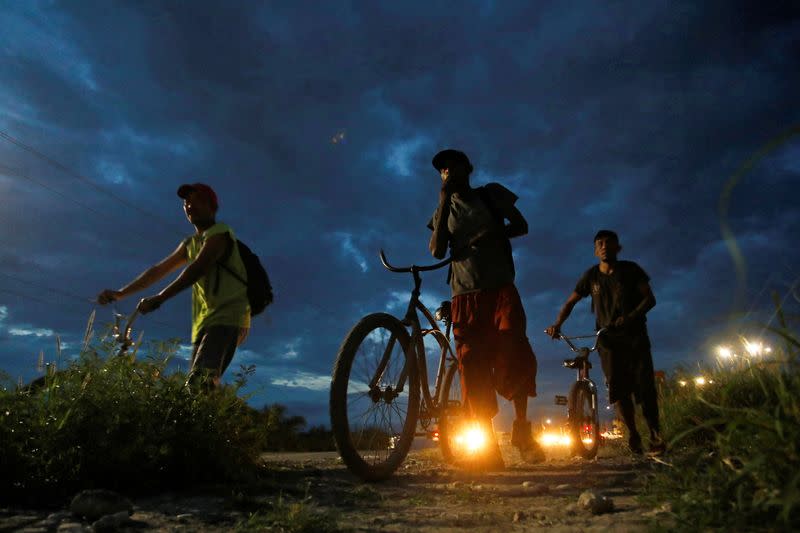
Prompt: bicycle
<box><xmin>329</xmin><ymin>250</ymin><xmax>468</xmax><ymax>481</ymax></box>
<box><xmin>109</xmin><ymin>307</ymin><xmax>142</xmax><ymax>358</ymax></box>
<box><xmin>552</xmin><ymin>329</ymin><xmax>606</xmax><ymax>459</ymax></box>
<box><xmin>24</xmin><ymin>308</ymin><xmax>142</xmax><ymax>392</ymax></box>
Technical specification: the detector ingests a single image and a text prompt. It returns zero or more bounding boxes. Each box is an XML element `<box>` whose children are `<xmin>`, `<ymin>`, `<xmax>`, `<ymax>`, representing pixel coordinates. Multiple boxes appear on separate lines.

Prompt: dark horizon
<box><xmin>1</xmin><ymin>1</ymin><xmax>798</xmax><ymax>428</ymax></box>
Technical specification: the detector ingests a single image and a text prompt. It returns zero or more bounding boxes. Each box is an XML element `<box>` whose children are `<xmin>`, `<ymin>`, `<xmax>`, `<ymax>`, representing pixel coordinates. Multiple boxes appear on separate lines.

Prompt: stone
<box><xmin>92</xmin><ymin>511</ymin><xmax>130</xmax><ymax>532</ymax></box>
<box><xmin>522</xmin><ymin>481</ymin><xmax>550</xmax><ymax>494</ymax></box>
<box><xmin>57</xmin><ymin>523</ymin><xmax>86</xmax><ymax>533</ymax></box>
<box><xmin>577</xmin><ymin>490</ymin><xmax>615</xmax><ymax>515</ymax></box>
<box><xmin>70</xmin><ymin>489</ymin><xmax>133</xmax><ymax>521</ymax></box>
<box><xmin>46</xmin><ymin>511</ymin><xmax>73</xmax><ymax>523</ymax></box>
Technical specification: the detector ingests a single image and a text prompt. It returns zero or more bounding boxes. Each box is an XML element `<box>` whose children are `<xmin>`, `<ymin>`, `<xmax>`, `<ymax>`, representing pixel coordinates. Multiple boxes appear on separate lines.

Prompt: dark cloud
<box><xmin>0</xmin><ymin>0</ymin><xmax>798</xmax><ymax>425</ymax></box>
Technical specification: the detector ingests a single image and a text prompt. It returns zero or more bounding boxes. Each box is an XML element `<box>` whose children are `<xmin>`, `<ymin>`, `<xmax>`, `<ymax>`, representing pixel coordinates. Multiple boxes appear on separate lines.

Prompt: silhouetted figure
<box><xmin>428</xmin><ymin>149</ymin><xmax>544</xmax><ymax>469</ymax></box>
<box><xmin>97</xmin><ymin>183</ymin><xmax>250</xmax><ymax>389</ymax></box>
<box><xmin>546</xmin><ymin>230</ymin><xmax>665</xmax><ymax>456</ymax></box>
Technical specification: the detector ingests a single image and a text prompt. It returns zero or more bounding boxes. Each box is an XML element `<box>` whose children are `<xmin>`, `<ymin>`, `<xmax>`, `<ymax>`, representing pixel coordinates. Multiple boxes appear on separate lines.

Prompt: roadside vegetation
<box><xmin>0</xmin><ymin>315</ymin><xmax>334</xmax><ymax>505</ymax></box>
<box><xmin>644</xmin><ymin>306</ymin><xmax>800</xmax><ymax>531</ymax></box>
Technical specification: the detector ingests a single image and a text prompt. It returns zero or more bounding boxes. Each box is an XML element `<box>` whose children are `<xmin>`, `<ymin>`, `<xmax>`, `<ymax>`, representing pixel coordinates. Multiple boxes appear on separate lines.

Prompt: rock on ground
<box><xmin>70</xmin><ymin>489</ymin><xmax>133</xmax><ymax>521</ymax></box>
<box><xmin>578</xmin><ymin>490</ymin><xmax>615</xmax><ymax>515</ymax></box>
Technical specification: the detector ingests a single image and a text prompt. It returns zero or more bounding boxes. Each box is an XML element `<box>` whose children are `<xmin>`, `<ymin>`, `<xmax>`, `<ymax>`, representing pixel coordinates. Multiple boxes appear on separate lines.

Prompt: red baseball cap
<box><xmin>177</xmin><ymin>183</ymin><xmax>218</xmax><ymax>211</ymax></box>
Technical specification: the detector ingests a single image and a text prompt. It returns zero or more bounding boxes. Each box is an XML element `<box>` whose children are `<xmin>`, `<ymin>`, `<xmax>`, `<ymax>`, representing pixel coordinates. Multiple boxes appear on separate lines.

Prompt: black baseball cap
<box><xmin>432</xmin><ymin>149</ymin><xmax>474</xmax><ymax>174</ymax></box>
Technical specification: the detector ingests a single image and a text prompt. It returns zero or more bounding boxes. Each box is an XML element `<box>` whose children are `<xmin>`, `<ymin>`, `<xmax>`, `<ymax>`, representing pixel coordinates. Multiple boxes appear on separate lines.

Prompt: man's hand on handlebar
<box><xmin>97</xmin><ymin>289</ymin><xmax>123</xmax><ymax>305</ymax></box>
<box><xmin>137</xmin><ymin>294</ymin><xmax>164</xmax><ymax>314</ymax></box>
<box><xmin>545</xmin><ymin>324</ymin><xmax>561</xmax><ymax>339</ymax></box>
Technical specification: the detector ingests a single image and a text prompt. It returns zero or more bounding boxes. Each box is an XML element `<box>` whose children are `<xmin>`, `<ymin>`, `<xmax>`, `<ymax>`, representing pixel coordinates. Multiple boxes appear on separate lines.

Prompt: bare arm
<box><xmin>429</xmin><ymin>192</ymin><xmax>452</xmax><ymax>259</ymax></box>
<box><xmin>157</xmin><ymin>233</ymin><xmax>229</xmax><ymax>301</ymax></box>
<box><xmin>504</xmin><ymin>204</ymin><xmax>528</xmax><ymax>239</ymax></box>
<box><xmin>546</xmin><ymin>291</ymin><xmax>584</xmax><ymax>338</ymax></box>
<box><xmin>98</xmin><ymin>242</ymin><xmax>187</xmax><ymax>304</ymax></box>
<box><xmin>628</xmin><ymin>282</ymin><xmax>656</xmax><ymax>321</ymax></box>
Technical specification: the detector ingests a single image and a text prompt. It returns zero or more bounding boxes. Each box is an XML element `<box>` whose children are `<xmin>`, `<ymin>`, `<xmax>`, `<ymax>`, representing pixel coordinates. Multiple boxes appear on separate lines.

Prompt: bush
<box><xmin>0</xmin><ymin>334</ymin><xmax>267</xmax><ymax>502</ymax></box>
<box><xmin>646</xmin><ymin>339</ymin><xmax>800</xmax><ymax>530</ymax></box>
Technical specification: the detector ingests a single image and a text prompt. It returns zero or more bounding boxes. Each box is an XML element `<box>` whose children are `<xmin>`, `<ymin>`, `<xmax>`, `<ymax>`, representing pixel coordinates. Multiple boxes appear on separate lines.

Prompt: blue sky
<box><xmin>0</xmin><ymin>0</ymin><xmax>798</xmax><ymax>428</ymax></box>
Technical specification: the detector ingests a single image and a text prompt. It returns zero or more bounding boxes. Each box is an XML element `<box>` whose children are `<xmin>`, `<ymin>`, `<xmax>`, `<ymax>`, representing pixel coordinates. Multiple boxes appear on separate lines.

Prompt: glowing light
<box><xmin>582</xmin><ymin>438</ymin><xmax>594</xmax><ymax>445</ymax></box>
<box><xmin>600</xmin><ymin>430</ymin><xmax>623</xmax><ymax>440</ymax></box>
<box><xmin>717</xmin><ymin>346</ymin><xmax>733</xmax><ymax>359</ymax></box>
<box><xmin>538</xmin><ymin>432</ymin><xmax>572</xmax><ymax>447</ymax></box>
<box><xmin>545</xmin><ymin>418</ymin><xmax>552</xmax><ymax>425</ymax></box>
<box><xmin>694</xmin><ymin>376</ymin><xmax>706</xmax><ymax>386</ymax></box>
<box><xmin>678</xmin><ymin>380</ymin><xmax>687</xmax><ymax>387</ymax></box>
<box><xmin>452</xmin><ymin>422</ymin><xmax>487</xmax><ymax>454</ymax></box>
<box><xmin>766</xmin><ymin>347</ymin><xmax>772</xmax><ymax>353</ymax></box>
<box><xmin>745</xmin><ymin>340</ymin><xmax>763</xmax><ymax>357</ymax></box>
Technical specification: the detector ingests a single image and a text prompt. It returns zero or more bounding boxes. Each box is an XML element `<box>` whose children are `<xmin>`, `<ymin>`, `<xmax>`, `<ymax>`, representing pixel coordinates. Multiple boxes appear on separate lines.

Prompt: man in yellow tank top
<box><xmin>97</xmin><ymin>183</ymin><xmax>251</xmax><ymax>388</ymax></box>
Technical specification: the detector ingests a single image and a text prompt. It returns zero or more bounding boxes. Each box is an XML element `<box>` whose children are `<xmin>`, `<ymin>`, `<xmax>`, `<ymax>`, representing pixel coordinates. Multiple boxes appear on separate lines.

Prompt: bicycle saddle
<box><xmin>434</xmin><ymin>301</ymin><xmax>451</xmax><ymax>322</ymax></box>
<box><xmin>563</xmin><ymin>357</ymin><xmax>592</xmax><ymax>369</ymax></box>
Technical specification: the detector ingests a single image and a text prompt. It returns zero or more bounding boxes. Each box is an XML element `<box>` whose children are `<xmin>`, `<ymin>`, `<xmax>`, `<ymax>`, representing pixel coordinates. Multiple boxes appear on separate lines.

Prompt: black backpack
<box><xmin>215</xmin><ymin>239</ymin><xmax>274</xmax><ymax>315</ymax></box>
<box><xmin>445</xmin><ymin>185</ymin><xmax>515</xmax><ymax>285</ymax></box>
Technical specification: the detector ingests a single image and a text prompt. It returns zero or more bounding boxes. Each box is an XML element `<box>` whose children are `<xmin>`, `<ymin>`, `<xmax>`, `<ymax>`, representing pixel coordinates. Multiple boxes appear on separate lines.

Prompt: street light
<box><xmin>717</xmin><ymin>346</ymin><xmax>733</xmax><ymax>359</ymax></box>
<box><xmin>694</xmin><ymin>376</ymin><xmax>707</xmax><ymax>386</ymax></box>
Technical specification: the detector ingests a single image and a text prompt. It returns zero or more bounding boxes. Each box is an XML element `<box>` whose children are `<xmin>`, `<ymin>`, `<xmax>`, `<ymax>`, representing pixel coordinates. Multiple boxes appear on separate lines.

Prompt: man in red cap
<box><xmin>97</xmin><ymin>183</ymin><xmax>250</xmax><ymax>388</ymax></box>
<box><xmin>428</xmin><ymin>149</ymin><xmax>545</xmax><ymax>469</ymax></box>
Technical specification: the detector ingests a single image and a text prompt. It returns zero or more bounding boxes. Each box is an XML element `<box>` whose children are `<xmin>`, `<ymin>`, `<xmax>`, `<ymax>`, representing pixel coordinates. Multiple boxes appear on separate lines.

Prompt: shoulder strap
<box><xmin>475</xmin><ymin>186</ymin><xmax>504</xmax><ymax>227</ymax></box>
<box><xmin>475</xmin><ymin>186</ymin><xmax>515</xmax><ymax>276</ymax></box>
<box><xmin>214</xmin><ymin>236</ymin><xmax>247</xmax><ymax>293</ymax></box>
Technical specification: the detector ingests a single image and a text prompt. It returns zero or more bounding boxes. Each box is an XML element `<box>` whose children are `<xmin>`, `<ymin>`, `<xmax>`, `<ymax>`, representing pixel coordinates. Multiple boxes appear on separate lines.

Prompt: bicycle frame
<box><xmin>378</xmin><ymin>250</ymin><xmax>457</xmax><ymax>422</ymax></box>
<box><xmin>111</xmin><ymin>307</ymin><xmax>140</xmax><ymax>358</ymax></box>
<box><xmin>558</xmin><ymin>330</ymin><xmax>606</xmax><ymax>432</ymax></box>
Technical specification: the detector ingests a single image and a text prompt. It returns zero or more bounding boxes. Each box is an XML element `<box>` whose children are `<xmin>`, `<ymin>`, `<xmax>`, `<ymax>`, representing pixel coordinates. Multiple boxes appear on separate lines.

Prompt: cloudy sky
<box><xmin>1</xmin><ymin>0</ymin><xmax>798</xmax><ymax>427</ymax></box>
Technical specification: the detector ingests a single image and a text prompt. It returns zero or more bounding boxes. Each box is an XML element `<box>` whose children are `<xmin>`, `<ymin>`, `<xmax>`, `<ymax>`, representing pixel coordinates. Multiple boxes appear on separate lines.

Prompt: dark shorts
<box><xmin>189</xmin><ymin>325</ymin><xmax>240</xmax><ymax>383</ymax></box>
<box><xmin>597</xmin><ymin>331</ymin><xmax>657</xmax><ymax>405</ymax></box>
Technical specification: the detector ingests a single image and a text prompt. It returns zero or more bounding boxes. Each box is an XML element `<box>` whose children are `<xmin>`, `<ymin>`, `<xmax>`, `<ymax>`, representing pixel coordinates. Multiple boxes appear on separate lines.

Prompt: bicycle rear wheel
<box><xmin>330</xmin><ymin>313</ymin><xmax>419</xmax><ymax>481</ymax></box>
<box><xmin>437</xmin><ymin>361</ymin><xmax>466</xmax><ymax>463</ymax></box>
<box><xmin>569</xmin><ymin>381</ymin><xmax>601</xmax><ymax>459</ymax></box>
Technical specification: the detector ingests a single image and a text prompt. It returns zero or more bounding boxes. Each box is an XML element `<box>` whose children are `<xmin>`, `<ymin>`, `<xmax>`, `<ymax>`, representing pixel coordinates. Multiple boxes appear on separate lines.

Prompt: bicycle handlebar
<box><xmin>379</xmin><ymin>249</ymin><xmax>453</xmax><ymax>274</ymax></box>
<box><xmin>558</xmin><ymin>328</ymin><xmax>607</xmax><ymax>353</ymax></box>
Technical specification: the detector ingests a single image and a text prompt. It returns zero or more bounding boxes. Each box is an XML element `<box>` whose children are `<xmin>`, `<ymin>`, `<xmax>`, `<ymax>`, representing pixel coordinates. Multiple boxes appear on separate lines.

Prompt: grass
<box><xmin>643</xmin><ymin>319</ymin><xmax>800</xmax><ymax>531</ymax></box>
<box><xmin>236</xmin><ymin>492</ymin><xmax>342</xmax><ymax>533</ymax></box>
<box><xmin>0</xmin><ymin>318</ymin><xmax>268</xmax><ymax>503</ymax></box>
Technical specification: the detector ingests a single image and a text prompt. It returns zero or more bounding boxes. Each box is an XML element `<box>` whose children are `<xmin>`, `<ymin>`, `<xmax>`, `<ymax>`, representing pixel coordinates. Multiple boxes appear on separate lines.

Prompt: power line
<box><xmin>0</xmin><ymin>164</ymin><xmax>165</xmax><ymax>244</ymax></box>
<box><xmin>0</xmin><ymin>130</ymin><xmax>184</xmax><ymax>237</ymax></box>
<box><xmin>0</xmin><ymin>164</ymin><xmax>109</xmax><ymax>220</ymax></box>
<box><xmin>0</xmin><ymin>272</ymin><xmax>186</xmax><ymax>337</ymax></box>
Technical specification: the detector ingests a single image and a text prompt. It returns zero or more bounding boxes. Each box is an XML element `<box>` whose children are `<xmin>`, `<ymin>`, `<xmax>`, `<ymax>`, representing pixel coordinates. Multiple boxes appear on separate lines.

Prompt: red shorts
<box><xmin>452</xmin><ymin>283</ymin><xmax>537</xmax><ymax>419</ymax></box>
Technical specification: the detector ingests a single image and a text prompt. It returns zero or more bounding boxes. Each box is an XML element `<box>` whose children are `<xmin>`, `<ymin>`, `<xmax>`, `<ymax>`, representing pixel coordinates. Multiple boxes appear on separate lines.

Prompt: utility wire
<box><xmin>0</xmin><ymin>272</ymin><xmax>186</xmax><ymax>338</ymax></box>
<box><xmin>0</xmin><ymin>164</ymin><xmax>168</xmax><ymax>244</ymax></box>
<box><xmin>0</xmin><ymin>164</ymin><xmax>109</xmax><ymax>221</ymax></box>
<box><xmin>0</xmin><ymin>130</ymin><xmax>184</xmax><ymax>237</ymax></box>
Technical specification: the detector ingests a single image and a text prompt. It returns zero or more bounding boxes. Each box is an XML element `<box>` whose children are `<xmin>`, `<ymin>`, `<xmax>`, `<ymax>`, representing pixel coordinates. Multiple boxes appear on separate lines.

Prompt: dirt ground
<box><xmin>0</xmin><ymin>437</ymin><xmax>675</xmax><ymax>532</ymax></box>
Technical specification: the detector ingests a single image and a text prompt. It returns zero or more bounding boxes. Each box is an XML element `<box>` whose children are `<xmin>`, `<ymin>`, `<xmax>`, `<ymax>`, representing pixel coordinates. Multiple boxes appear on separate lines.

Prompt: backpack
<box><xmin>445</xmin><ymin>185</ymin><xmax>515</xmax><ymax>285</ymax></box>
<box><xmin>215</xmin><ymin>239</ymin><xmax>274</xmax><ymax>315</ymax></box>
<box><xmin>475</xmin><ymin>186</ymin><xmax>515</xmax><ymax>278</ymax></box>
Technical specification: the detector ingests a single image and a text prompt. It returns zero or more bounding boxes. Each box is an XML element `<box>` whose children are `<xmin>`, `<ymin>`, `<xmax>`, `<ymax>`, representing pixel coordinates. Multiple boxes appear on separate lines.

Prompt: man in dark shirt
<box><xmin>429</xmin><ymin>148</ymin><xmax>544</xmax><ymax>469</ymax></box>
<box><xmin>545</xmin><ymin>230</ymin><xmax>665</xmax><ymax>456</ymax></box>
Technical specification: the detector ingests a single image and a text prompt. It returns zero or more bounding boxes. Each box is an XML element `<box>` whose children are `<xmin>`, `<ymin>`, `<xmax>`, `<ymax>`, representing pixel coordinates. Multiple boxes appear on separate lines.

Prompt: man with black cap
<box><xmin>428</xmin><ymin>149</ymin><xmax>544</xmax><ymax>469</ymax></box>
<box><xmin>97</xmin><ymin>183</ymin><xmax>250</xmax><ymax>388</ymax></box>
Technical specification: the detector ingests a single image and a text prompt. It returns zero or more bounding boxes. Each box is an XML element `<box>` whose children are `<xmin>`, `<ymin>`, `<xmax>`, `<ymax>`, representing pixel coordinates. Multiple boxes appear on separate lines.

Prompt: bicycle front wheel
<box><xmin>437</xmin><ymin>361</ymin><xmax>466</xmax><ymax>463</ymax></box>
<box><xmin>569</xmin><ymin>381</ymin><xmax>601</xmax><ymax>459</ymax></box>
<box><xmin>330</xmin><ymin>313</ymin><xmax>419</xmax><ymax>481</ymax></box>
